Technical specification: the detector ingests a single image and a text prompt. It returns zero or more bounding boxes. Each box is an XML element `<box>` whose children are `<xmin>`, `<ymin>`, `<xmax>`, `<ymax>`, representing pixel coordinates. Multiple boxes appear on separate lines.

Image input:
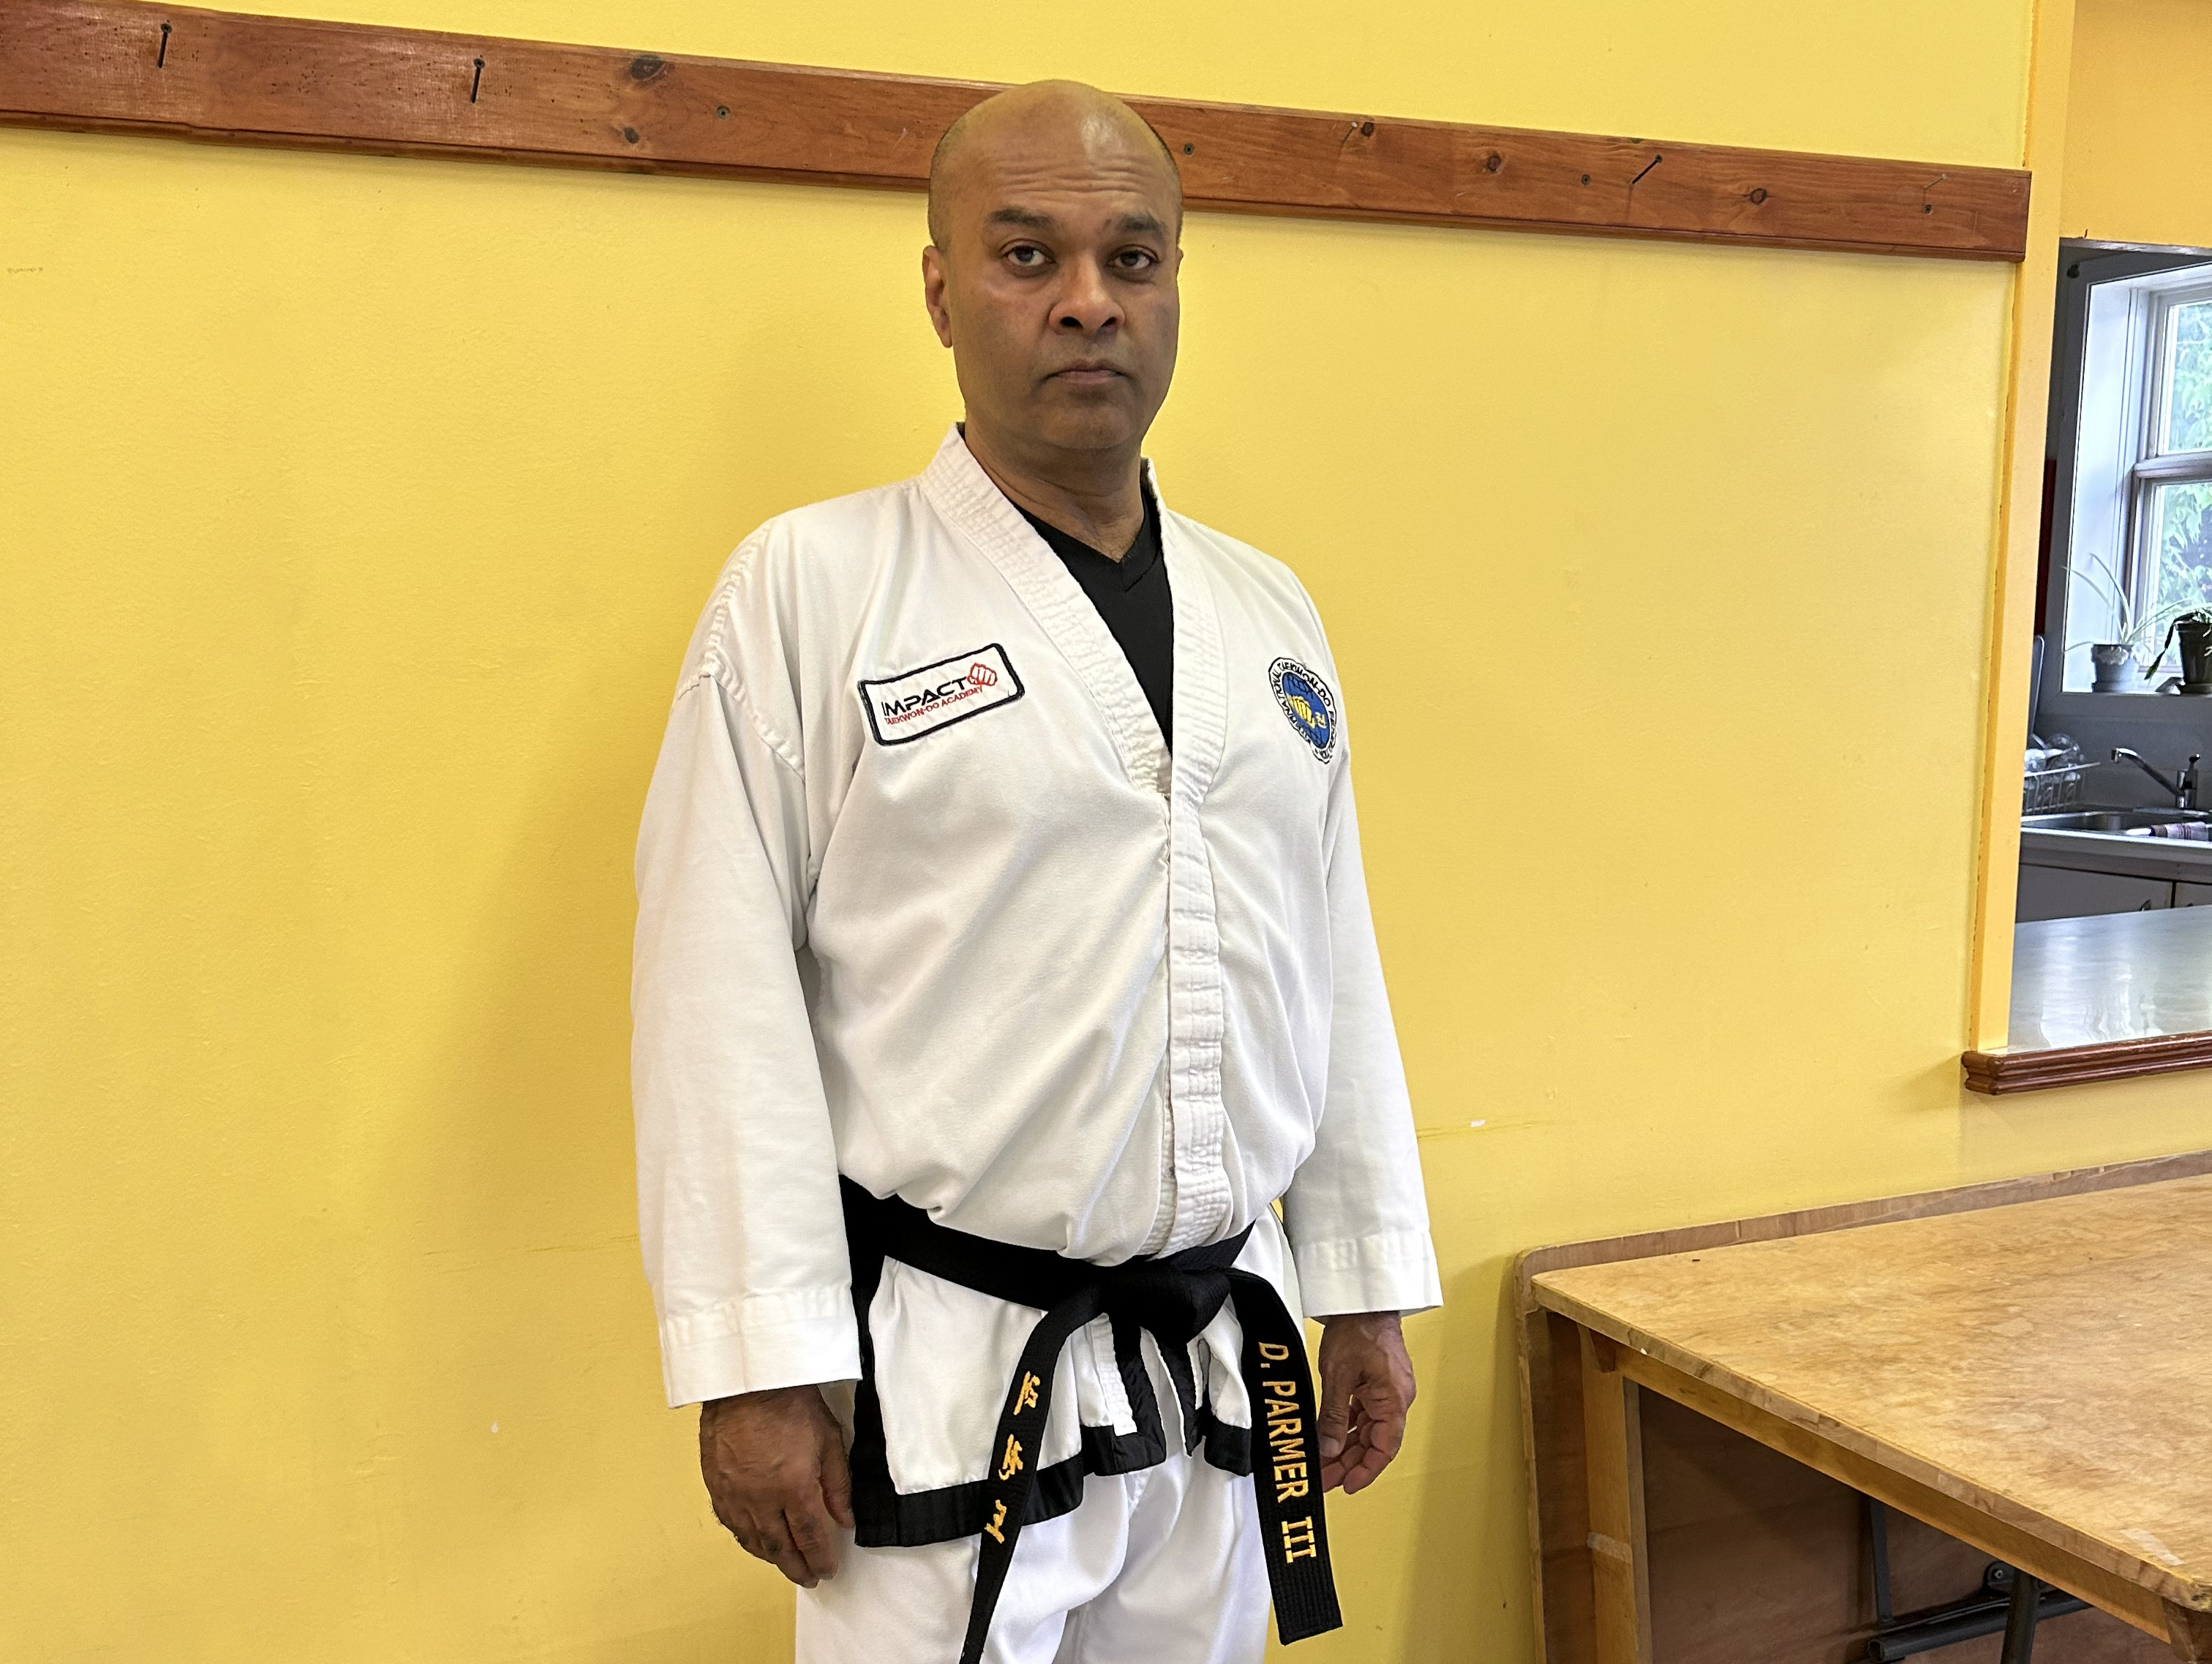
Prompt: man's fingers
<box><xmin>767</xmin><ymin>1535</ymin><xmax>818</xmax><ymax>1588</ymax></box>
<box><xmin>1326</xmin><ymin>1432</ymin><xmax>1383</xmax><ymax>1493</ymax></box>
<box><xmin>1342</xmin><ymin>1445</ymin><xmax>1390</xmax><ymax>1494</ymax></box>
<box><xmin>1339</xmin><ymin>1390</ymin><xmax>1407</xmax><ymax>1494</ymax></box>
<box><xmin>1320</xmin><ymin>1416</ymin><xmax>1366</xmax><ymax>1491</ymax></box>
<box><xmin>737</xmin><ymin>1517</ymin><xmax>789</xmax><ymax>1567</ymax></box>
<box><xmin>708</xmin><ymin>1492</ymin><xmax>746</xmax><ymax>1538</ymax></box>
<box><xmin>819</xmin><ymin>1418</ymin><xmax>856</xmax><ymax>1532</ymax></box>
<box><xmin>1315</xmin><ymin>1371</ymin><xmax>1353</xmax><ymax>1462</ymax></box>
<box><xmin>1361</xmin><ymin>1392</ymin><xmax>1407</xmax><ymax>1459</ymax></box>
<box><xmin>724</xmin><ymin>1487</ymin><xmax>840</xmax><ymax>1586</ymax></box>
<box><xmin>1318</xmin><ymin>1380</ymin><xmax>1370</xmax><ymax>1488</ymax></box>
<box><xmin>728</xmin><ymin>1499</ymin><xmax>772</xmax><ymax>1551</ymax></box>
<box><xmin>786</xmin><ymin>1499</ymin><xmax>843</xmax><ymax>1584</ymax></box>
<box><xmin>1337</xmin><ymin>1418</ymin><xmax>1378</xmax><ymax>1493</ymax></box>
<box><xmin>737</xmin><ymin>1511</ymin><xmax>815</xmax><ymax>1587</ymax></box>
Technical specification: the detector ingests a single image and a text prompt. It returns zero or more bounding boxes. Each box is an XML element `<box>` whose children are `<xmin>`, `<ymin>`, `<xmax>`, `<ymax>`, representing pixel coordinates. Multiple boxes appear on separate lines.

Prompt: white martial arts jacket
<box><xmin>633</xmin><ymin>427</ymin><xmax>1440</xmax><ymax>1524</ymax></box>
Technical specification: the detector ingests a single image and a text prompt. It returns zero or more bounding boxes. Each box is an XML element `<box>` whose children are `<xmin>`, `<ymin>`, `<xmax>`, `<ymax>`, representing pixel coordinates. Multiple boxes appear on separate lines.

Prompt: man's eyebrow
<box><xmin>980</xmin><ymin>207</ymin><xmax>1171</xmax><ymax>238</ymax></box>
<box><xmin>1114</xmin><ymin>213</ymin><xmax>1170</xmax><ymax>239</ymax></box>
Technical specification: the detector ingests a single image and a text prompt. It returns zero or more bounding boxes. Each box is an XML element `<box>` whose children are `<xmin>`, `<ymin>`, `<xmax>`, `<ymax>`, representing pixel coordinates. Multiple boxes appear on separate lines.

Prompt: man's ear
<box><xmin>921</xmin><ymin>246</ymin><xmax>955</xmax><ymax>349</ymax></box>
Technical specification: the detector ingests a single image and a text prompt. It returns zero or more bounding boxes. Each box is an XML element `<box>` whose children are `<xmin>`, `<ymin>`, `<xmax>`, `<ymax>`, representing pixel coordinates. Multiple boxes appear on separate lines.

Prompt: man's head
<box><xmin>922</xmin><ymin>82</ymin><xmax>1184</xmax><ymax>480</ymax></box>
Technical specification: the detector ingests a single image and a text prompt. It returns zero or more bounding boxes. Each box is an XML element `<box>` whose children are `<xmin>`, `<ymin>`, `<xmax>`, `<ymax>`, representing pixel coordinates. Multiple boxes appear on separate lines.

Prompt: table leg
<box><xmin>2168</xmin><ymin>1603</ymin><xmax>2212</xmax><ymax>1661</ymax></box>
<box><xmin>1579</xmin><ymin>1328</ymin><xmax>1654</xmax><ymax>1664</ymax></box>
<box><xmin>1865</xmin><ymin>1495</ymin><xmax>1894</xmax><ymax>1625</ymax></box>
<box><xmin>2000</xmin><ymin>1568</ymin><xmax>2041</xmax><ymax>1664</ymax></box>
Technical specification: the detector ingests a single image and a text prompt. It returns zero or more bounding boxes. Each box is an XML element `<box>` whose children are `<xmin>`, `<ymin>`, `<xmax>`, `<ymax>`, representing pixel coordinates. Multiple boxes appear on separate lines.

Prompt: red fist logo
<box><xmin>967</xmin><ymin>662</ymin><xmax>998</xmax><ymax>688</ymax></box>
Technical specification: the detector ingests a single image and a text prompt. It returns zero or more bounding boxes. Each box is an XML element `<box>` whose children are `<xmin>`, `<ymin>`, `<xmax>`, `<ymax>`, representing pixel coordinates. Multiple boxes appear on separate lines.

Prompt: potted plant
<box><xmin>2153</xmin><ymin>607</ymin><xmax>2212</xmax><ymax>693</ymax></box>
<box><xmin>2074</xmin><ymin>552</ymin><xmax>2168</xmax><ymax>691</ymax></box>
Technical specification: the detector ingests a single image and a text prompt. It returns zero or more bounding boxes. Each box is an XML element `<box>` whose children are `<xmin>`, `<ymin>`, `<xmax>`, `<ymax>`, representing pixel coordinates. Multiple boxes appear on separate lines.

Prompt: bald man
<box><xmin>633</xmin><ymin>82</ymin><xmax>1440</xmax><ymax>1663</ymax></box>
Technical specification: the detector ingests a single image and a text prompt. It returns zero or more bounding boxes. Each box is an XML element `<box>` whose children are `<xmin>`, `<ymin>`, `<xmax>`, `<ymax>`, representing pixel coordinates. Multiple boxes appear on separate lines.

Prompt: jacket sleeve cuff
<box><xmin>1291</xmin><ymin>1230</ymin><xmax>1444</xmax><ymax>1319</ymax></box>
<box><xmin>657</xmin><ymin>1287</ymin><xmax>863</xmax><ymax>1408</ymax></box>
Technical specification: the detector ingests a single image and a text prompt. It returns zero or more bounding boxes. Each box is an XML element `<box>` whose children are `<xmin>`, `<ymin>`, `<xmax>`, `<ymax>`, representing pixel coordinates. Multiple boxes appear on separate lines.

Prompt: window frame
<box><xmin>2124</xmin><ymin>283</ymin><xmax>2212</xmax><ymax>636</ymax></box>
<box><xmin>2036</xmin><ymin>242</ymin><xmax>2212</xmax><ymax>729</ymax></box>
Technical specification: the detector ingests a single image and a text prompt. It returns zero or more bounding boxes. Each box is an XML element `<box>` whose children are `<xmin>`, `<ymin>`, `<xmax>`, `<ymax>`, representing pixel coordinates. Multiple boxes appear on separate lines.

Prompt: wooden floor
<box><xmin>1516</xmin><ymin>1152</ymin><xmax>2212</xmax><ymax>1663</ymax></box>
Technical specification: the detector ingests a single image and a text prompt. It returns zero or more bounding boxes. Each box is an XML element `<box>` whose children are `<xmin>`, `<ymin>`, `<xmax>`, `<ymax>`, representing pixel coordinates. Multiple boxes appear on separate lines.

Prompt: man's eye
<box><xmin>1006</xmin><ymin>246</ymin><xmax>1048</xmax><ymax>268</ymax></box>
<box><xmin>1113</xmin><ymin>249</ymin><xmax>1159</xmax><ymax>271</ymax></box>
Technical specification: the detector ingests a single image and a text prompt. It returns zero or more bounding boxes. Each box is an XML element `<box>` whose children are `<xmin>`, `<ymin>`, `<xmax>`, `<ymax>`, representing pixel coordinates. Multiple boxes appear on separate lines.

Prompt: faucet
<box><xmin>2111</xmin><ymin>747</ymin><xmax>2202</xmax><ymax>809</ymax></box>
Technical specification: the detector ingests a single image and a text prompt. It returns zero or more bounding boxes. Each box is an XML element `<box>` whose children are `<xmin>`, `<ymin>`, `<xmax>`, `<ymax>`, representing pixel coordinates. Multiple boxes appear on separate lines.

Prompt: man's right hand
<box><xmin>699</xmin><ymin>1384</ymin><xmax>854</xmax><ymax>1587</ymax></box>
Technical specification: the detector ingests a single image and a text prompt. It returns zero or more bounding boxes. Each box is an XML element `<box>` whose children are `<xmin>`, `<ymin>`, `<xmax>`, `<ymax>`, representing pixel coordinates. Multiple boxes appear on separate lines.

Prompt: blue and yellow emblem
<box><xmin>1268</xmin><ymin>656</ymin><xmax>1337</xmax><ymax>763</ymax></box>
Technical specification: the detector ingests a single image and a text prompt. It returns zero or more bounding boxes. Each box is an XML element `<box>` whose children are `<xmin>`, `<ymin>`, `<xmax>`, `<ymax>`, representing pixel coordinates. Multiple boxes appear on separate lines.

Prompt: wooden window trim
<box><xmin>1961</xmin><ymin>1028</ymin><xmax>2212</xmax><ymax>1095</ymax></box>
<box><xmin>1</xmin><ymin>0</ymin><xmax>2030</xmax><ymax>260</ymax></box>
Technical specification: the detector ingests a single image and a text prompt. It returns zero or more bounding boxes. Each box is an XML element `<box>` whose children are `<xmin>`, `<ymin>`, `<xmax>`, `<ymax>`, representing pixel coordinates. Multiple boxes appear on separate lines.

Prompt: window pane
<box><xmin>2151</xmin><ymin>479</ymin><xmax>2212</xmax><ymax>623</ymax></box>
<box><xmin>2165</xmin><ymin>300</ymin><xmax>2212</xmax><ymax>453</ymax></box>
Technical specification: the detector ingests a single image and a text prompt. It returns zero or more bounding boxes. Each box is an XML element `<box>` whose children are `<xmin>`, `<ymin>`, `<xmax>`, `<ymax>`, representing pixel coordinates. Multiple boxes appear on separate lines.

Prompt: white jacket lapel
<box><xmin>919</xmin><ymin>426</ymin><xmax>1170</xmax><ymax>794</ymax></box>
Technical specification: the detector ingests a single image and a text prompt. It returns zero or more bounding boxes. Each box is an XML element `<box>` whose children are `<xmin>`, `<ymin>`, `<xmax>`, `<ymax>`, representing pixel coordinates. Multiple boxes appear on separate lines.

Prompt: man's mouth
<box><xmin>1048</xmin><ymin>363</ymin><xmax>1125</xmax><ymax>383</ymax></box>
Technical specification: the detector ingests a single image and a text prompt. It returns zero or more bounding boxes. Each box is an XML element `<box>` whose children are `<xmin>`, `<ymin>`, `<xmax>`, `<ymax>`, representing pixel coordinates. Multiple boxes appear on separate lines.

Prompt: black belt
<box><xmin>840</xmin><ymin>1178</ymin><xmax>1342</xmax><ymax>1663</ymax></box>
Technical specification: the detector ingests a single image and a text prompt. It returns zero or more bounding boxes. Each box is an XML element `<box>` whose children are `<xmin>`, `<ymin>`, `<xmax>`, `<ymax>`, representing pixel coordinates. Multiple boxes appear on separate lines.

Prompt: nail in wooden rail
<box><xmin>0</xmin><ymin>0</ymin><xmax>2031</xmax><ymax>260</ymax></box>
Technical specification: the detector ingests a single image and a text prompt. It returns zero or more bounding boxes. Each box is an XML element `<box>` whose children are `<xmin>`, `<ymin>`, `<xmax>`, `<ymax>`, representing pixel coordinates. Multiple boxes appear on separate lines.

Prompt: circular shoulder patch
<box><xmin>1268</xmin><ymin>657</ymin><xmax>1337</xmax><ymax>762</ymax></box>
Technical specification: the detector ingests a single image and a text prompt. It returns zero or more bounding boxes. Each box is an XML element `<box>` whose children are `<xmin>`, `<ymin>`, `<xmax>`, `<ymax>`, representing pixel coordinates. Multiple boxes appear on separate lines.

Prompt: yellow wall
<box><xmin>7</xmin><ymin>2</ymin><xmax>2212</xmax><ymax>1660</ymax></box>
<box><xmin>2062</xmin><ymin>0</ymin><xmax>2212</xmax><ymax>247</ymax></box>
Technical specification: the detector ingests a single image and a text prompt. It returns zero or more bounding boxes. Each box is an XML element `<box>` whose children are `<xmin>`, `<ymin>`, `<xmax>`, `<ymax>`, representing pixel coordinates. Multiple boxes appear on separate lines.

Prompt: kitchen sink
<box><xmin>2023</xmin><ymin>809</ymin><xmax>2211</xmax><ymax>832</ymax></box>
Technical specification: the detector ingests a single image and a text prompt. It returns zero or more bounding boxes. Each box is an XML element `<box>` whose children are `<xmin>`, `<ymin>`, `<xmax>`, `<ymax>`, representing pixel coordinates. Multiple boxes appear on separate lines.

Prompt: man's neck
<box><xmin>963</xmin><ymin>421</ymin><xmax>1146</xmax><ymax>561</ymax></box>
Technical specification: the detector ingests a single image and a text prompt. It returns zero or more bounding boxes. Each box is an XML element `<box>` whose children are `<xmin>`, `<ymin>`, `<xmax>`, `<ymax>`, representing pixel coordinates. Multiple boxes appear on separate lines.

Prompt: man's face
<box><xmin>923</xmin><ymin>110</ymin><xmax>1181</xmax><ymax>464</ymax></box>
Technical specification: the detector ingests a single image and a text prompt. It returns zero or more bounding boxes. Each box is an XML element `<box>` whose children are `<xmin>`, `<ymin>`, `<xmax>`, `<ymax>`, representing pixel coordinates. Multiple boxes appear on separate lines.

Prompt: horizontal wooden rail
<box><xmin>1961</xmin><ymin>1028</ymin><xmax>2212</xmax><ymax>1094</ymax></box>
<box><xmin>1</xmin><ymin>0</ymin><xmax>2031</xmax><ymax>260</ymax></box>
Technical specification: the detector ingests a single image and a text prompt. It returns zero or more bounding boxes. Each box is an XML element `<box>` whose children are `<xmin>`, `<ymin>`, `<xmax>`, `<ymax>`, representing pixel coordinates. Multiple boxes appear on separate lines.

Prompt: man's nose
<box><xmin>1053</xmin><ymin>259</ymin><xmax>1122</xmax><ymax>334</ymax></box>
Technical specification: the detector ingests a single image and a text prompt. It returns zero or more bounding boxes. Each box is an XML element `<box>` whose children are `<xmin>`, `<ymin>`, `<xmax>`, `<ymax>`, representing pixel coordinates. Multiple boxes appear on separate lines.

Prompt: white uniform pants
<box><xmin>795</xmin><ymin>1449</ymin><xmax>1268</xmax><ymax>1664</ymax></box>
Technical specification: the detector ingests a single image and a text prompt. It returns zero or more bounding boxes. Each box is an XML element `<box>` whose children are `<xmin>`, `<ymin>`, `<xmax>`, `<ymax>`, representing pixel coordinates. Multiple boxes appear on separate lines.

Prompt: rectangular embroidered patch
<box><xmin>859</xmin><ymin>644</ymin><xmax>1025</xmax><ymax>745</ymax></box>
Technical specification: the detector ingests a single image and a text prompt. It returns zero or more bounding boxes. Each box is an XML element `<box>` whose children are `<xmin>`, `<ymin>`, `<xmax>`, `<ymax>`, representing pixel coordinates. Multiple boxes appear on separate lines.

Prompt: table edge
<box><xmin>1513</xmin><ymin>1150</ymin><xmax>2212</xmax><ymax>1319</ymax></box>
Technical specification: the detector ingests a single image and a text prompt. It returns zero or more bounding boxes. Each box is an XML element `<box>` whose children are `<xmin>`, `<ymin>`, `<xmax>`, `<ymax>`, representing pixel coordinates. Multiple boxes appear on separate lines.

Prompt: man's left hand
<box><xmin>1314</xmin><ymin>1311</ymin><xmax>1415</xmax><ymax>1494</ymax></box>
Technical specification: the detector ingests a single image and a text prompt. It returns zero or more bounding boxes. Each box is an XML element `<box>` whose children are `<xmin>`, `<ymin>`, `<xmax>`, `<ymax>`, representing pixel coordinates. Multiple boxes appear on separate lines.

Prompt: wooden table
<box><xmin>1517</xmin><ymin>1153</ymin><xmax>2212</xmax><ymax>1663</ymax></box>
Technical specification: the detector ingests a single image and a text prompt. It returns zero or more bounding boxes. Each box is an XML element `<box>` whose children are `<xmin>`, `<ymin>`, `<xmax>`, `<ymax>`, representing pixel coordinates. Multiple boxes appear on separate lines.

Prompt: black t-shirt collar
<box><xmin>1015</xmin><ymin>488</ymin><xmax>1161</xmax><ymax>592</ymax></box>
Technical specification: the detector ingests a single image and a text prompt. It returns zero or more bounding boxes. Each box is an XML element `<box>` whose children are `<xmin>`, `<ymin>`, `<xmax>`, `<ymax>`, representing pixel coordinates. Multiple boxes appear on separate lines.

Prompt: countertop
<box><xmin>2009</xmin><ymin>904</ymin><xmax>2212</xmax><ymax>1051</ymax></box>
<box><xmin>2021</xmin><ymin>824</ymin><xmax>2212</xmax><ymax>883</ymax></box>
